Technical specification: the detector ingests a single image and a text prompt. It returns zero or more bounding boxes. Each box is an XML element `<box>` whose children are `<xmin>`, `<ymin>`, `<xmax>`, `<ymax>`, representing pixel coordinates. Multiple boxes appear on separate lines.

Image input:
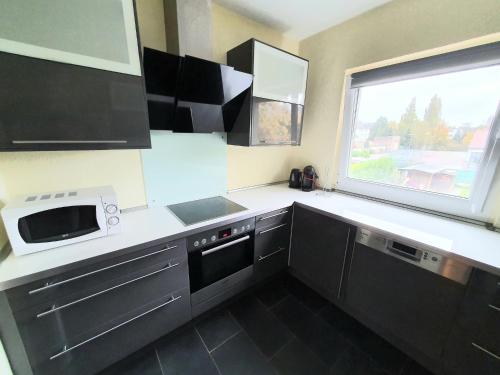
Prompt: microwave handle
<box><xmin>201</xmin><ymin>235</ymin><xmax>250</xmax><ymax>257</ymax></box>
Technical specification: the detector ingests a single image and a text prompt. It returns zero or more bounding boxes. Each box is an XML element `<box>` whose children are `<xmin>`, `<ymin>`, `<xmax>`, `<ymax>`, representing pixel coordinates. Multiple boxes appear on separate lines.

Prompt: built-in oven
<box><xmin>187</xmin><ymin>217</ymin><xmax>255</xmax><ymax>316</ymax></box>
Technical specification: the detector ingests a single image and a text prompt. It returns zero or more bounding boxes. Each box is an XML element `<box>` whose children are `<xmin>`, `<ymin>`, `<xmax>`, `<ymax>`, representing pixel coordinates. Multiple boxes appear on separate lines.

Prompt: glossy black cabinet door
<box><xmin>289</xmin><ymin>205</ymin><xmax>351</xmax><ymax>300</ymax></box>
<box><xmin>0</xmin><ymin>51</ymin><xmax>150</xmax><ymax>151</ymax></box>
<box><xmin>443</xmin><ymin>270</ymin><xmax>500</xmax><ymax>375</ymax></box>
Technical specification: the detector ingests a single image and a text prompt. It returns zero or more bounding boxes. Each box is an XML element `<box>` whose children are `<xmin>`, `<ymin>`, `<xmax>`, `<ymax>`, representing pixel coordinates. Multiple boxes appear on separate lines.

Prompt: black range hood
<box><xmin>143</xmin><ymin>47</ymin><xmax>253</xmax><ymax>133</ymax></box>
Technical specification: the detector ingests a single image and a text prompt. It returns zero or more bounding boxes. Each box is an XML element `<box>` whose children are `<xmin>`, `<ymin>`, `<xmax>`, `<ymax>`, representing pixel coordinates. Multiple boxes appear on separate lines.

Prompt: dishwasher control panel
<box><xmin>355</xmin><ymin>228</ymin><xmax>471</xmax><ymax>284</ymax></box>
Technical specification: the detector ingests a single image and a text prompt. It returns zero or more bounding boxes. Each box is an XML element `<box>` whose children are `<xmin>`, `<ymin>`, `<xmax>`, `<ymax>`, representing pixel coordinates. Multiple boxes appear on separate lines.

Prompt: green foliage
<box><xmin>365</xmin><ymin>95</ymin><xmax>476</xmax><ymax>151</ymax></box>
<box><xmin>368</xmin><ymin>116</ymin><xmax>392</xmax><ymax>140</ymax></box>
<box><xmin>351</xmin><ymin>150</ymin><xmax>371</xmax><ymax>158</ymax></box>
<box><xmin>349</xmin><ymin>157</ymin><xmax>398</xmax><ymax>183</ymax></box>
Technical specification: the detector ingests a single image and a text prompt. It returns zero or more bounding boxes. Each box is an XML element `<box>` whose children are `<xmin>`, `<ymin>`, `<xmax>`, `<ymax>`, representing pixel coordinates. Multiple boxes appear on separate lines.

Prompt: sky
<box><xmin>356</xmin><ymin>65</ymin><xmax>500</xmax><ymax>127</ymax></box>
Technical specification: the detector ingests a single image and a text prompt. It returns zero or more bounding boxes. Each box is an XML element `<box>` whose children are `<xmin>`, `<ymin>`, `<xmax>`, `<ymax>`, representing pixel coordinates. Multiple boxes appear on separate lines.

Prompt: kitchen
<box><xmin>0</xmin><ymin>0</ymin><xmax>499</xmax><ymax>374</ymax></box>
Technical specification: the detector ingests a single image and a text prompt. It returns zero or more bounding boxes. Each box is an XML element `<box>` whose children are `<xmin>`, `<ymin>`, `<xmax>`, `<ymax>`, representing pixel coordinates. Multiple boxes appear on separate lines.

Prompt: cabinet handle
<box><xmin>49</xmin><ymin>294</ymin><xmax>181</xmax><ymax>360</ymax></box>
<box><xmin>12</xmin><ymin>140</ymin><xmax>128</xmax><ymax>144</ymax></box>
<box><xmin>29</xmin><ymin>245</ymin><xmax>178</xmax><ymax>295</ymax></box>
<box><xmin>201</xmin><ymin>235</ymin><xmax>250</xmax><ymax>256</ymax></box>
<box><xmin>337</xmin><ymin>227</ymin><xmax>351</xmax><ymax>300</ymax></box>
<box><xmin>258</xmin><ymin>223</ymin><xmax>287</xmax><ymax>235</ymax></box>
<box><xmin>36</xmin><ymin>262</ymin><xmax>180</xmax><ymax>318</ymax></box>
<box><xmin>258</xmin><ymin>211</ymin><xmax>288</xmax><ymax>221</ymax></box>
<box><xmin>258</xmin><ymin>247</ymin><xmax>286</xmax><ymax>261</ymax></box>
<box><xmin>488</xmin><ymin>304</ymin><xmax>500</xmax><ymax>312</ymax></box>
<box><xmin>472</xmin><ymin>343</ymin><xmax>500</xmax><ymax>361</ymax></box>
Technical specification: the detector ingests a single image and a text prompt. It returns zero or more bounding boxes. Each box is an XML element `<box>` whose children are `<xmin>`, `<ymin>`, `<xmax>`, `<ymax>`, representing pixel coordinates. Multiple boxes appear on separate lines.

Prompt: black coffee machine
<box><xmin>301</xmin><ymin>165</ymin><xmax>318</xmax><ymax>192</ymax></box>
<box><xmin>289</xmin><ymin>166</ymin><xmax>318</xmax><ymax>191</ymax></box>
<box><xmin>288</xmin><ymin>169</ymin><xmax>302</xmax><ymax>188</ymax></box>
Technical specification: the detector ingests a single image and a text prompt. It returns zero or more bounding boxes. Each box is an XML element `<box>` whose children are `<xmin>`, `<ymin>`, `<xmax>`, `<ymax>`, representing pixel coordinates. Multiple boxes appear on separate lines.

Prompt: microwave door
<box><xmin>18</xmin><ymin>205</ymin><xmax>102</xmax><ymax>243</ymax></box>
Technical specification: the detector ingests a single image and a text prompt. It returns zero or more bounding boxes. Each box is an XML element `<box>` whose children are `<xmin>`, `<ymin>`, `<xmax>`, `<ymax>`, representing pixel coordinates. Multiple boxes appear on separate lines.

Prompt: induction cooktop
<box><xmin>166</xmin><ymin>196</ymin><xmax>247</xmax><ymax>226</ymax></box>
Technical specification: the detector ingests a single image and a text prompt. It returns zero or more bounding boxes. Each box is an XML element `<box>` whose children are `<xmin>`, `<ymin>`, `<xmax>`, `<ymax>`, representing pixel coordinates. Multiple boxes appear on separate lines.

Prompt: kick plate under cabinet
<box><xmin>356</xmin><ymin>228</ymin><xmax>471</xmax><ymax>284</ymax></box>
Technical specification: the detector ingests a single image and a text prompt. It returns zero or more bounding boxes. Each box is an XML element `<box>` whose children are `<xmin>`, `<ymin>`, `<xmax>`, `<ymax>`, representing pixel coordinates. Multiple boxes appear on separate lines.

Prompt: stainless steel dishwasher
<box><xmin>345</xmin><ymin>228</ymin><xmax>472</xmax><ymax>369</ymax></box>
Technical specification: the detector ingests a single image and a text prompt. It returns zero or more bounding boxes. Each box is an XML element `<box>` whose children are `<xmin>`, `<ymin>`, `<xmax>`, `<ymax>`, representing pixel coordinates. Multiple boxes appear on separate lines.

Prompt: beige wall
<box><xmin>298</xmin><ymin>0</ymin><xmax>500</xmax><ymax>221</ymax></box>
<box><xmin>211</xmin><ymin>3</ymin><xmax>301</xmax><ymax>190</ymax></box>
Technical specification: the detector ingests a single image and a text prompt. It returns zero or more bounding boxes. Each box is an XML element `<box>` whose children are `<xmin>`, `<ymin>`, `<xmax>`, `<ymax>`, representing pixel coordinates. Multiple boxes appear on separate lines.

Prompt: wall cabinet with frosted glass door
<box><xmin>0</xmin><ymin>0</ymin><xmax>151</xmax><ymax>151</ymax></box>
<box><xmin>226</xmin><ymin>39</ymin><xmax>308</xmax><ymax>146</ymax></box>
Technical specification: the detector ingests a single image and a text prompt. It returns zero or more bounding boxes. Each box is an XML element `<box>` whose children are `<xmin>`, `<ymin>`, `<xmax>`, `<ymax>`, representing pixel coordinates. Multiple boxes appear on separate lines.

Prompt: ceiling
<box><xmin>213</xmin><ymin>0</ymin><xmax>393</xmax><ymax>40</ymax></box>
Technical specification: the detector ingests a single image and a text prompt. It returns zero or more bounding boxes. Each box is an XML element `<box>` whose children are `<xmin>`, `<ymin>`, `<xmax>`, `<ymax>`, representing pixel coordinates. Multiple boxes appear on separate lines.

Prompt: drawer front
<box><xmin>254</xmin><ymin>222</ymin><xmax>290</xmax><ymax>257</ymax></box>
<box><xmin>16</xmin><ymin>258</ymin><xmax>188</xmax><ymax>364</ymax></box>
<box><xmin>254</xmin><ymin>222</ymin><xmax>290</xmax><ymax>282</ymax></box>
<box><xmin>7</xmin><ymin>238</ymin><xmax>186</xmax><ymax>312</ymax></box>
<box><xmin>254</xmin><ymin>248</ymin><xmax>288</xmax><ymax>282</ymax></box>
<box><xmin>444</xmin><ymin>325</ymin><xmax>500</xmax><ymax>375</ymax></box>
<box><xmin>33</xmin><ymin>289</ymin><xmax>190</xmax><ymax>375</ymax></box>
<box><xmin>454</xmin><ymin>269</ymin><xmax>500</xmax><ymax>356</ymax></box>
<box><xmin>255</xmin><ymin>207</ymin><xmax>291</xmax><ymax>230</ymax></box>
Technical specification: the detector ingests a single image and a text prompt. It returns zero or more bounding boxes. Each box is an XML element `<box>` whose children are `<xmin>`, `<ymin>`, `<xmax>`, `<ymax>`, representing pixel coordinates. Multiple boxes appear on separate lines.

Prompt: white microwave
<box><xmin>1</xmin><ymin>186</ymin><xmax>121</xmax><ymax>256</ymax></box>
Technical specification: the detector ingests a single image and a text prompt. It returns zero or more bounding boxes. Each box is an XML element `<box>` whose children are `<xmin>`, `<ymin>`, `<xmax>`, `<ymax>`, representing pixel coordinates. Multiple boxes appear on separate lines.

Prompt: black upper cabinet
<box><xmin>143</xmin><ymin>48</ymin><xmax>253</xmax><ymax>133</ymax></box>
<box><xmin>227</xmin><ymin>39</ymin><xmax>309</xmax><ymax>146</ymax></box>
<box><xmin>0</xmin><ymin>0</ymin><xmax>150</xmax><ymax>151</ymax></box>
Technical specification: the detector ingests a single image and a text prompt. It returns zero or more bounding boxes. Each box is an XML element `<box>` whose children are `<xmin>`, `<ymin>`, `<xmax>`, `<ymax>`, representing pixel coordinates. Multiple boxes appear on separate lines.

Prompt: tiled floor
<box><xmin>99</xmin><ymin>275</ymin><xmax>434</xmax><ymax>375</ymax></box>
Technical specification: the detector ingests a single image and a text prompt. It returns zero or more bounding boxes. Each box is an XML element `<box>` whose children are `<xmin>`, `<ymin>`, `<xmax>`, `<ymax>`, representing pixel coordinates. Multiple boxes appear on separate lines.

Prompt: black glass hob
<box><xmin>167</xmin><ymin>196</ymin><xmax>247</xmax><ymax>226</ymax></box>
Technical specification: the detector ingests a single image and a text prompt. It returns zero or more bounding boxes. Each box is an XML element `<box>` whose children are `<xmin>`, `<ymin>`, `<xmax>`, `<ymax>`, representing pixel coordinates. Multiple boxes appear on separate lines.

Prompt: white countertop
<box><xmin>0</xmin><ymin>183</ymin><xmax>499</xmax><ymax>290</ymax></box>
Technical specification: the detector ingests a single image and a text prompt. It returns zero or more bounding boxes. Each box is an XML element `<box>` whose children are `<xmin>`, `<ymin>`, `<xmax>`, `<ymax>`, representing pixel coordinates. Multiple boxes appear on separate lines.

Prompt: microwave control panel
<box><xmin>187</xmin><ymin>217</ymin><xmax>255</xmax><ymax>251</ymax></box>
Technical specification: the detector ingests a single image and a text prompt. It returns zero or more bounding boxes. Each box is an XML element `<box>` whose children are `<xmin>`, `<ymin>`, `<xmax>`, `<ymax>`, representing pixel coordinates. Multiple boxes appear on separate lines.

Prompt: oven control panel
<box><xmin>187</xmin><ymin>217</ymin><xmax>255</xmax><ymax>251</ymax></box>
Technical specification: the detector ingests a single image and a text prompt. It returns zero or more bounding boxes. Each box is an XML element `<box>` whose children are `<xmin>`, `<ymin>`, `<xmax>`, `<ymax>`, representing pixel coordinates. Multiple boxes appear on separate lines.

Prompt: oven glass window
<box><xmin>189</xmin><ymin>234</ymin><xmax>254</xmax><ymax>293</ymax></box>
<box><xmin>18</xmin><ymin>205</ymin><xmax>100</xmax><ymax>243</ymax></box>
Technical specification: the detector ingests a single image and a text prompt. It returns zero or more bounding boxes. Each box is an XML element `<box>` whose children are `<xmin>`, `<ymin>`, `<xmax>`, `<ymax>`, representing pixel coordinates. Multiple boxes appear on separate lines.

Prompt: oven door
<box><xmin>188</xmin><ymin>233</ymin><xmax>254</xmax><ymax>293</ymax></box>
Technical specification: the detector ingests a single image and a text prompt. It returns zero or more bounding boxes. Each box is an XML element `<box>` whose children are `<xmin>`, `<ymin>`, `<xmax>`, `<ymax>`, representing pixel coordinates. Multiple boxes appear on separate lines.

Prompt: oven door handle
<box><xmin>201</xmin><ymin>235</ymin><xmax>251</xmax><ymax>257</ymax></box>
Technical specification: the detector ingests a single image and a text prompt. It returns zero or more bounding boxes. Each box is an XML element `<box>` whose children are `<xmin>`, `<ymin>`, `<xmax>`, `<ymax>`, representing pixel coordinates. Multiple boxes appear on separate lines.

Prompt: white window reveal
<box><xmin>338</xmin><ymin>42</ymin><xmax>500</xmax><ymax>222</ymax></box>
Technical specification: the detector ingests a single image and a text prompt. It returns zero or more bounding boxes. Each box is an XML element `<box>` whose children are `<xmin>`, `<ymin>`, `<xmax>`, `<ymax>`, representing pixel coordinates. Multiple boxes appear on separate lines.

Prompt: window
<box><xmin>338</xmin><ymin>42</ymin><xmax>500</xmax><ymax>221</ymax></box>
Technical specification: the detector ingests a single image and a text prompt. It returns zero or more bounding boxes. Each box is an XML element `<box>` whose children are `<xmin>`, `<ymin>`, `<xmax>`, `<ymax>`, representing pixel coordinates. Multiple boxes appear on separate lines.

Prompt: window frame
<box><xmin>337</xmin><ymin>51</ymin><xmax>500</xmax><ymax>223</ymax></box>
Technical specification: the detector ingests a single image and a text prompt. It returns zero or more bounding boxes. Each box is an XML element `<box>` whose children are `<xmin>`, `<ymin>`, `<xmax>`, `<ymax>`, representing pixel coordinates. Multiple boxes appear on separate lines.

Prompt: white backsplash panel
<box><xmin>141</xmin><ymin>131</ymin><xmax>227</xmax><ymax>206</ymax></box>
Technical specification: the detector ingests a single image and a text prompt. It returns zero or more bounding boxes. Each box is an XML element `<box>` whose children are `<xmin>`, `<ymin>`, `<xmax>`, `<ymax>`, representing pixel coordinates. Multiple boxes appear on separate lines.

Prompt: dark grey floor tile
<box><xmin>319</xmin><ymin>304</ymin><xmax>408</xmax><ymax>374</ymax></box>
<box><xmin>212</xmin><ymin>331</ymin><xmax>276</xmax><ymax>375</ymax></box>
<box><xmin>401</xmin><ymin>360</ymin><xmax>435</xmax><ymax>375</ymax></box>
<box><xmin>271</xmin><ymin>338</ymin><xmax>329</xmax><ymax>375</ymax></box>
<box><xmin>195</xmin><ymin>309</ymin><xmax>241</xmax><ymax>351</ymax></box>
<box><xmin>272</xmin><ymin>296</ymin><xmax>348</xmax><ymax>366</ymax></box>
<box><xmin>98</xmin><ymin>347</ymin><xmax>162</xmax><ymax>375</ymax></box>
<box><xmin>330</xmin><ymin>345</ymin><xmax>388</xmax><ymax>375</ymax></box>
<box><xmin>254</xmin><ymin>277</ymin><xmax>290</xmax><ymax>308</ymax></box>
<box><xmin>354</xmin><ymin>330</ymin><xmax>408</xmax><ymax>374</ymax></box>
<box><xmin>286</xmin><ymin>276</ymin><xmax>328</xmax><ymax>312</ymax></box>
<box><xmin>155</xmin><ymin>325</ymin><xmax>219</xmax><ymax>375</ymax></box>
<box><xmin>229</xmin><ymin>294</ymin><xmax>293</xmax><ymax>358</ymax></box>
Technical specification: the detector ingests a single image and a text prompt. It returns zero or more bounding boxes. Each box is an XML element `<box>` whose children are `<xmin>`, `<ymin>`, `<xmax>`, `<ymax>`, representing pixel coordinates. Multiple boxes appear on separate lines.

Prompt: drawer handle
<box><xmin>472</xmin><ymin>343</ymin><xmax>500</xmax><ymax>361</ymax></box>
<box><xmin>36</xmin><ymin>262</ymin><xmax>180</xmax><ymax>318</ymax></box>
<box><xmin>258</xmin><ymin>210</ymin><xmax>288</xmax><ymax>221</ymax></box>
<box><xmin>12</xmin><ymin>140</ymin><xmax>128</xmax><ymax>144</ymax></box>
<box><xmin>258</xmin><ymin>223</ymin><xmax>287</xmax><ymax>235</ymax></box>
<box><xmin>258</xmin><ymin>247</ymin><xmax>286</xmax><ymax>261</ymax></box>
<box><xmin>28</xmin><ymin>245</ymin><xmax>179</xmax><ymax>295</ymax></box>
<box><xmin>49</xmin><ymin>294</ymin><xmax>181</xmax><ymax>360</ymax></box>
<box><xmin>488</xmin><ymin>304</ymin><xmax>500</xmax><ymax>312</ymax></box>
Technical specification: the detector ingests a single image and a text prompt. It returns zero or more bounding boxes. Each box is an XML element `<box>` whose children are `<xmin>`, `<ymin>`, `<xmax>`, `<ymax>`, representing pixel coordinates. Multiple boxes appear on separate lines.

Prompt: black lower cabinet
<box><xmin>2</xmin><ymin>239</ymin><xmax>191</xmax><ymax>375</ymax></box>
<box><xmin>442</xmin><ymin>269</ymin><xmax>500</xmax><ymax>375</ymax></box>
<box><xmin>289</xmin><ymin>204</ymin><xmax>352</xmax><ymax>301</ymax></box>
